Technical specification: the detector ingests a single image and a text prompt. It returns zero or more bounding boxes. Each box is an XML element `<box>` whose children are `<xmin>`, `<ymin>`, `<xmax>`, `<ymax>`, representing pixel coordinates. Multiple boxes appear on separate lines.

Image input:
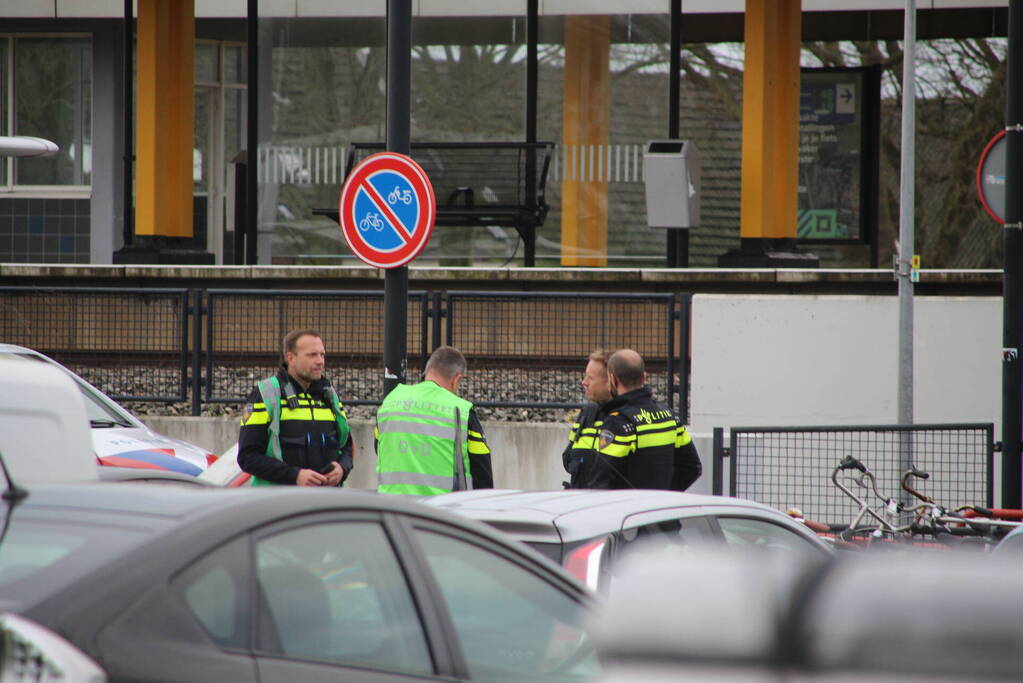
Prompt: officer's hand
<box><xmin>323</xmin><ymin>462</ymin><xmax>344</xmax><ymax>486</ymax></box>
<box><xmin>296</xmin><ymin>469</ymin><xmax>327</xmax><ymax>486</ymax></box>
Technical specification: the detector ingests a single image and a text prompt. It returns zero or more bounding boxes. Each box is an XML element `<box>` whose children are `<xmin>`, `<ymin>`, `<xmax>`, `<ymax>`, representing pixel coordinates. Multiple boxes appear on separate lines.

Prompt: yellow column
<box><xmin>740</xmin><ymin>0</ymin><xmax>801</xmax><ymax>240</ymax></box>
<box><xmin>135</xmin><ymin>0</ymin><xmax>195</xmax><ymax>238</ymax></box>
<box><xmin>561</xmin><ymin>15</ymin><xmax>610</xmax><ymax>267</ymax></box>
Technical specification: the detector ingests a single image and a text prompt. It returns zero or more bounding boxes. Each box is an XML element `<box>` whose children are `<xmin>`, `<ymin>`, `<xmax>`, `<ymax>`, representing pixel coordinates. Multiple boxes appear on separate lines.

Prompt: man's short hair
<box><xmin>282</xmin><ymin>328</ymin><xmax>321</xmax><ymax>361</ymax></box>
<box><xmin>607</xmin><ymin>349</ymin><xmax>645</xmax><ymax>389</ymax></box>
<box><xmin>425</xmin><ymin>345</ymin><xmax>466</xmax><ymax>379</ymax></box>
<box><xmin>587</xmin><ymin>349</ymin><xmax>610</xmax><ymax>367</ymax></box>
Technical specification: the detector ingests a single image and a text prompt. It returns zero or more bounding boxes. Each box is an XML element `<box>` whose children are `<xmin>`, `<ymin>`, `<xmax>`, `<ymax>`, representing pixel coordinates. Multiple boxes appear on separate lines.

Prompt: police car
<box><xmin>0</xmin><ymin>344</ymin><xmax>216</xmax><ymax>475</ymax></box>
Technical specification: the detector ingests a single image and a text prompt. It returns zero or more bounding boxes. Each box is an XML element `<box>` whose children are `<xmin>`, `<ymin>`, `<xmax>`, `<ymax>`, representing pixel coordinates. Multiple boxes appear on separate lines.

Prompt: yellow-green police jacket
<box><xmin>375</xmin><ymin>380</ymin><xmax>493</xmax><ymax>495</ymax></box>
<box><xmin>589</xmin><ymin>386</ymin><xmax>701</xmax><ymax>490</ymax></box>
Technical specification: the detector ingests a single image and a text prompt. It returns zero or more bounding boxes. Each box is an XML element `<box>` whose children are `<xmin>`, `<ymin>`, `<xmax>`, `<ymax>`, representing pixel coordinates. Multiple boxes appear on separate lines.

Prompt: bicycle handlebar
<box><xmin>901</xmin><ymin>466</ymin><xmax>933</xmax><ymax>504</ymax></box>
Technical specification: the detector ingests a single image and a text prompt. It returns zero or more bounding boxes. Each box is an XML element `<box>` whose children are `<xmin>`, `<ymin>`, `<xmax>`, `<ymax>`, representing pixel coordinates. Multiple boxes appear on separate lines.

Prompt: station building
<box><xmin>0</xmin><ymin>1</ymin><xmax>1009</xmax><ymax>268</ymax></box>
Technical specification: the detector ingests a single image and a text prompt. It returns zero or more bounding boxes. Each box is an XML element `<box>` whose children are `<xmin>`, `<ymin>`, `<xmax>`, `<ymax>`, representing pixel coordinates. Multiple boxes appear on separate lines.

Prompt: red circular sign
<box><xmin>338</xmin><ymin>152</ymin><xmax>436</xmax><ymax>268</ymax></box>
<box><xmin>977</xmin><ymin>129</ymin><xmax>1005</xmax><ymax>224</ymax></box>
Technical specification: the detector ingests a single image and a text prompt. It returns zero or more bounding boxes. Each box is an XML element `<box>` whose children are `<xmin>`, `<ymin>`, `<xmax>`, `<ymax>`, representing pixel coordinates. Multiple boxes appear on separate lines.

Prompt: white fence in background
<box><xmin>256</xmin><ymin>142</ymin><xmax>648</xmax><ymax>186</ymax></box>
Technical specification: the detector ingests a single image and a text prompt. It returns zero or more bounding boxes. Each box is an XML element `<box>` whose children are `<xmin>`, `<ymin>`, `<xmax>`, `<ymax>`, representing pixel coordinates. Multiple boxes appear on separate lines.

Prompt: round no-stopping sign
<box><xmin>338</xmin><ymin>152</ymin><xmax>436</xmax><ymax>268</ymax></box>
<box><xmin>977</xmin><ymin>129</ymin><xmax>1005</xmax><ymax>224</ymax></box>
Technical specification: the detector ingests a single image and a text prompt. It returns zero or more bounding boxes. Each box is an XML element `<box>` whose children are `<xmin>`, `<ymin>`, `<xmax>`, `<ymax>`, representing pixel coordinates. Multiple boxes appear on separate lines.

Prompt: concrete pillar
<box><xmin>135</xmin><ymin>0</ymin><xmax>194</xmax><ymax>238</ymax></box>
<box><xmin>560</xmin><ymin>15</ymin><xmax>610</xmax><ymax>267</ymax></box>
<box><xmin>741</xmin><ymin>0</ymin><xmax>801</xmax><ymax>241</ymax></box>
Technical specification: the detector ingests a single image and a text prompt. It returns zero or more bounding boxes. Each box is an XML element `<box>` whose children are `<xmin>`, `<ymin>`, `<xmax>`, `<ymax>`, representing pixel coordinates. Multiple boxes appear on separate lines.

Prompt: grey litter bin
<box><xmin>643</xmin><ymin>140</ymin><xmax>700</xmax><ymax>229</ymax></box>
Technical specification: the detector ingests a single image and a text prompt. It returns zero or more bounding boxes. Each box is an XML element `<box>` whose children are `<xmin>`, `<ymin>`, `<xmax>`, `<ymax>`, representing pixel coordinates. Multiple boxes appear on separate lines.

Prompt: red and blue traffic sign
<box><xmin>338</xmin><ymin>152</ymin><xmax>436</xmax><ymax>268</ymax></box>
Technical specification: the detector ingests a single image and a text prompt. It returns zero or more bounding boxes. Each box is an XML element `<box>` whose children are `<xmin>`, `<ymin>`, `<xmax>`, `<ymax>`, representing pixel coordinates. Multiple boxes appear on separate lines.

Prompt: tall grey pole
<box><xmin>1002</xmin><ymin>0</ymin><xmax>1023</xmax><ymax>508</ymax></box>
<box><xmin>897</xmin><ymin>0</ymin><xmax>916</xmax><ymax>428</ymax></box>
<box><xmin>383</xmin><ymin>0</ymin><xmax>412</xmax><ymax>398</ymax></box>
<box><xmin>896</xmin><ymin>1</ymin><xmax>917</xmax><ymax>488</ymax></box>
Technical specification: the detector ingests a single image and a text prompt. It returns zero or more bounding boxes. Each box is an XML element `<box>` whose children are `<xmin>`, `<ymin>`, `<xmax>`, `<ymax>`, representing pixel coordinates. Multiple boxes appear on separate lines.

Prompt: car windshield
<box><xmin>2</xmin><ymin>352</ymin><xmax>133</xmax><ymax>426</ymax></box>
<box><xmin>0</xmin><ymin>515</ymin><xmax>150</xmax><ymax>608</ymax></box>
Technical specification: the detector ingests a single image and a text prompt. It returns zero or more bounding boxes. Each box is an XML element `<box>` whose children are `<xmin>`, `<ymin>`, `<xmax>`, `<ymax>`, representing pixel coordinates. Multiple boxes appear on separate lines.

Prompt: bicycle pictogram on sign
<box><xmin>338</xmin><ymin>152</ymin><xmax>437</xmax><ymax>268</ymax></box>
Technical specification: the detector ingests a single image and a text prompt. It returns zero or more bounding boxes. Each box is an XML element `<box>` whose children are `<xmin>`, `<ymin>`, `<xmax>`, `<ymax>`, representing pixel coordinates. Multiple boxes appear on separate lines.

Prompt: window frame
<box><xmin>1</xmin><ymin>31</ymin><xmax>93</xmax><ymax>195</ymax></box>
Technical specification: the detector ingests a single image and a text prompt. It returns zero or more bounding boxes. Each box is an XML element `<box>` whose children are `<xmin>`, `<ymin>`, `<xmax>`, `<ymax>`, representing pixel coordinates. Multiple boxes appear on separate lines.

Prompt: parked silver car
<box><xmin>425</xmin><ymin>489</ymin><xmax>832</xmax><ymax>593</ymax></box>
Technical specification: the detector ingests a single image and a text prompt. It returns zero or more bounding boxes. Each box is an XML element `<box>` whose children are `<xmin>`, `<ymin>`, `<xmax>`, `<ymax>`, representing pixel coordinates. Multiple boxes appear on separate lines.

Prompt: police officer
<box><xmin>592</xmin><ymin>349</ymin><xmax>701</xmax><ymax>490</ymax></box>
<box><xmin>375</xmin><ymin>345</ymin><xmax>493</xmax><ymax>495</ymax></box>
<box><xmin>562</xmin><ymin>349</ymin><xmax>612</xmax><ymax>488</ymax></box>
<box><xmin>237</xmin><ymin>328</ymin><xmax>354</xmax><ymax>486</ymax></box>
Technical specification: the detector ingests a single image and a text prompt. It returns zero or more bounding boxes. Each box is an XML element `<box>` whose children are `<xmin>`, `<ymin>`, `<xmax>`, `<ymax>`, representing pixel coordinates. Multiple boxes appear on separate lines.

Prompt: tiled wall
<box><xmin>0</xmin><ymin>197</ymin><xmax>90</xmax><ymax>263</ymax></box>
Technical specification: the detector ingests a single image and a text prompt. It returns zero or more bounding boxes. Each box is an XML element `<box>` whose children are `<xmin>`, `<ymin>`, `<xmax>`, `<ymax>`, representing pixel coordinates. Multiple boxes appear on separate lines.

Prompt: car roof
<box><xmin>9</xmin><ymin>484</ymin><xmax>560</xmax><ymax>547</ymax></box>
<box><xmin>425</xmin><ymin>489</ymin><xmax>798</xmax><ymax>544</ymax></box>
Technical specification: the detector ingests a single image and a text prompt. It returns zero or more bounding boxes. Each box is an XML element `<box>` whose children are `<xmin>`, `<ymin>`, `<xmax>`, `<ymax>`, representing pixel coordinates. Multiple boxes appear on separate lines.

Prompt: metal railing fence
<box><xmin>0</xmin><ymin>286</ymin><xmax>190</xmax><ymax>402</ymax></box>
<box><xmin>204</xmin><ymin>289</ymin><xmax>430</xmax><ymax>407</ymax></box>
<box><xmin>0</xmin><ymin>287</ymin><xmax>690</xmax><ymax>416</ymax></box>
<box><xmin>713</xmin><ymin>424</ymin><xmax>994</xmax><ymax>527</ymax></box>
<box><xmin>446</xmin><ymin>291</ymin><xmax>687</xmax><ymax>413</ymax></box>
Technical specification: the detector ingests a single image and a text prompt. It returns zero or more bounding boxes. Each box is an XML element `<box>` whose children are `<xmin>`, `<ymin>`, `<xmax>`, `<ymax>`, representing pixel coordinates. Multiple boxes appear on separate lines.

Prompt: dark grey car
<box><xmin>426</xmin><ymin>489</ymin><xmax>833</xmax><ymax>593</ymax></box>
<box><xmin>0</xmin><ymin>484</ymin><xmax>599</xmax><ymax>682</ymax></box>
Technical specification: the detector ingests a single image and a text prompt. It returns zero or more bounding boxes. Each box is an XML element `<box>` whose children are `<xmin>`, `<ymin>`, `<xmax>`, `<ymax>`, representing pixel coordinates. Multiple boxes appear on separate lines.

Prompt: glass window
<box><xmin>415</xmin><ymin>528</ymin><xmax>599</xmax><ymax>682</ymax></box>
<box><xmin>716</xmin><ymin>517</ymin><xmax>827</xmax><ymax>556</ymax></box>
<box><xmin>196</xmin><ymin>42</ymin><xmax>219</xmax><ymax>84</ymax></box>
<box><xmin>175</xmin><ymin>537</ymin><xmax>250</xmax><ymax>649</ymax></box>
<box><xmin>0</xmin><ymin>519</ymin><xmax>148</xmax><ymax>608</ymax></box>
<box><xmin>255</xmin><ymin>520</ymin><xmax>432</xmax><ymax>675</ymax></box>
<box><xmin>224</xmin><ymin>45</ymin><xmax>246</xmax><ymax>84</ymax></box>
<box><xmin>14</xmin><ymin>36</ymin><xmax>92</xmax><ymax>186</ymax></box>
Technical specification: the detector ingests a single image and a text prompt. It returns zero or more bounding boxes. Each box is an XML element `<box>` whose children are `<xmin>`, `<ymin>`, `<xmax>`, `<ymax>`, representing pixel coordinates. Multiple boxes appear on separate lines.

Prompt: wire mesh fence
<box><xmin>205</xmin><ymin>289</ymin><xmax>429</xmax><ymax>405</ymax></box>
<box><xmin>0</xmin><ymin>286</ymin><xmax>189</xmax><ymax>401</ymax></box>
<box><xmin>0</xmin><ymin>287</ymin><xmax>689</xmax><ymax>417</ymax></box>
<box><xmin>446</xmin><ymin>292</ymin><xmax>684</xmax><ymax>411</ymax></box>
<box><xmin>718</xmin><ymin>424</ymin><xmax>994</xmax><ymax>528</ymax></box>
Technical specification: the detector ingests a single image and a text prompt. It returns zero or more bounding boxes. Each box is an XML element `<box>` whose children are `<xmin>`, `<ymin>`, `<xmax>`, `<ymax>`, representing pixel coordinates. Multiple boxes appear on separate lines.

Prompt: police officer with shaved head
<box><xmin>375</xmin><ymin>345</ymin><xmax>493</xmax><ymax>495</ymax></box>
<box><xmin>591</xmin><ymin>349</ymin><xmax>701</xmax><ymax>490</ymax></box>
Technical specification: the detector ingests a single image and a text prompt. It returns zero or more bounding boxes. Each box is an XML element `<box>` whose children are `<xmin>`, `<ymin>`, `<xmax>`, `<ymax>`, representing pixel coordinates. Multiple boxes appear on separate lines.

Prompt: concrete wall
<box><xmin>689</xmin><ymin>295</ymin><xmax>1001</xmax><ymax>434</ymax></box>
<box><xmin>144</xmin><ymin>415</ymin><xmax>716</xmax><ymax>494</ymax></box>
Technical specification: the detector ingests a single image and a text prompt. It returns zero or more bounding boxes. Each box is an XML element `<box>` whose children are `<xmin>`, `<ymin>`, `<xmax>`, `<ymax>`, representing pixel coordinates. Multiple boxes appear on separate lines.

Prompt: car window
<box><xmin>0</xmin><ymin>518</ymin><xmax>149</xmax><ymax>608</ymax></box>
<box><xmin>254</xmin><ymin>520</ymin><xmax>432</xmax><ymax>675</ymax></box>
<box><xmin>716</xmin><ymin>516</ymin><xmax>825</xmax><ymax>556</ymax></box>
<box><xmin>414</xmin><ymin>528</ymin><xmax>599</xmax><ymax>682</ymax></box>
<box><xmin>175</xmin><ymin>536</ymin><xmax>250</xmax><ymax>649</ymax></box>
<box><xmin>7</xmin><ymin>352</ymin><xmax>131</xmax><ymax>424</ymax></box>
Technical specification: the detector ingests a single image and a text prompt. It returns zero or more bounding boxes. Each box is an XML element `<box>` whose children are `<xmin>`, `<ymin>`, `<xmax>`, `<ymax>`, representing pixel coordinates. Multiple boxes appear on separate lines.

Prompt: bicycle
<box><xmin>830</xmin><ymin>456</ymin><xmax>1022</xmax><ymax>550</ymax></box>
<box><xmin>359</xmin><ymin>212</ymin><xmax>384</xmax><ymax>232</ymax></box>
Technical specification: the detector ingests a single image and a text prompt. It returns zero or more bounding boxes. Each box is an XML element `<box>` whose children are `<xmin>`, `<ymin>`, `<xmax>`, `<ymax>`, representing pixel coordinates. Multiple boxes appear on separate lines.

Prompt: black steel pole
<box><xmin>123</xmin><ymin>0</ymin><xmax>133</xmax><ymax>247</ymax></box>
<box><xmin>383</xmin><ymin>0</ymin><xmax>412</xmax><ymax>398</ymax></box>
<box><xmin>1003</xmin><ymin>0</ymin><xmax>1023</xmax><ymax>508</ymax></box>
<box><xmin>666</xmin><ymin>0</ymin><xmax>688</xmax><ymax>268</ymax></box>
<box><xmin>246</xmin><ymin>0</ymin><xmax>259</xmax><ymax>265</ymax></box>
<box><xmin>524</xmin><ymin>0</ymin><xmax>538</xmax><ymax>267</ymax></box>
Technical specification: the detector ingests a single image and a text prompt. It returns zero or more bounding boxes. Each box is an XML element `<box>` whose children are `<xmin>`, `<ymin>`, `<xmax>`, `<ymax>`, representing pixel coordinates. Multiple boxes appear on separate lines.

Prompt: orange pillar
<box><xmin>740</xmin><ymin>0</ymin><xmax>801</xmax><ymax>241</ymax></box>
<box><xmin>135</xmin><ymin>0</ymin><xmax>195</xmax><ymax>238</ymax></box>
<box><xmin>561</xmin><ymin>15</ymin><xmax>610</xmax><ymax>267</ymax></box>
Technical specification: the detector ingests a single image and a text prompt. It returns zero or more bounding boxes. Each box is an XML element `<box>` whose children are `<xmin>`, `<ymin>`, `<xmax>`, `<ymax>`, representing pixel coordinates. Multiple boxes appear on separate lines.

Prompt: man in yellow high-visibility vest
<box><xmin>375</xmin><ymin>346</ymin><xmax>493</xmax><ymax>495</ymax></box>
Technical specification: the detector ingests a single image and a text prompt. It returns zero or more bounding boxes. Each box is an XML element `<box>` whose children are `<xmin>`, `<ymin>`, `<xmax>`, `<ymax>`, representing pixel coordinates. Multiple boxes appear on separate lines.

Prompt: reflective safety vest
<box><xmin>251</xmin><ymin>375</ymin><xmax>350</xmax><ymax>486</ymax></box>
<box><xmin>376</xmin><ymin>381</ymin><xmax>473</xmax><ymax>495</ymax></box>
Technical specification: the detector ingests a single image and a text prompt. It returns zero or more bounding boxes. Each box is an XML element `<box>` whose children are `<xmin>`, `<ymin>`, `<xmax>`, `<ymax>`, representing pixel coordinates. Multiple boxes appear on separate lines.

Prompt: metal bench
<box><xmin>316</xmin><ymin>141</ymin><xmax>553</xmax><ymax>267</ymax></box>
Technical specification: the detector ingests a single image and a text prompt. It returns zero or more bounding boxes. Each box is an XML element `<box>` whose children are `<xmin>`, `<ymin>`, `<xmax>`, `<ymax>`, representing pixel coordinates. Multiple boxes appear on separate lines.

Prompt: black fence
<box><xmin>0</xmin><ymin>286</ymin><xmax>690</xmax><ymax>416</ymax></box>
<box><xmin>0</xmin><ymin>286</ymin><xmax>191</xmax><ymax>402</ymax></box>
<box><xmin>712</xmin><ymin>424</ymin><xmax>995</xmax><ymax>527</ymax></box>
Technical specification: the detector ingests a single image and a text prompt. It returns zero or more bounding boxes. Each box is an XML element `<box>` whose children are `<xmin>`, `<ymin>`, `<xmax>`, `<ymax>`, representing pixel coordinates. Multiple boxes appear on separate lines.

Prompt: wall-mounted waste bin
<box><xmin>643</xmin><ymin>140</ymin><xmax>700</xmax><ymax>229</ymax></box>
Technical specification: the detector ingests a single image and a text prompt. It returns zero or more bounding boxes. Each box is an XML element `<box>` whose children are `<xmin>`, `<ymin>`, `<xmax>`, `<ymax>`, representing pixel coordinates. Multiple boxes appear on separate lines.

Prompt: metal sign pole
<box><xmin>1003</xmin><ymin>0</ymin><xmax>1023</xmax><ymax>509</ymax></box>
<box><xmin>383</xmin><ymin>0</ymin><xmax>412</xmax><ymax>398</ymax></box>
<box><xmin>897</xmin><ymin>0</ymin><xmax>916</xmax><ymax>429</ymax></box>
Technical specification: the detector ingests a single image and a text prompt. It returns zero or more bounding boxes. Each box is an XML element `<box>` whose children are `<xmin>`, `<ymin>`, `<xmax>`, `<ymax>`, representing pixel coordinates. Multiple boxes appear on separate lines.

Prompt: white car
<box><xmin>0</xmin><ymin>344</ymin><xmax>216</xmax><ymax>475</ymax></box>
